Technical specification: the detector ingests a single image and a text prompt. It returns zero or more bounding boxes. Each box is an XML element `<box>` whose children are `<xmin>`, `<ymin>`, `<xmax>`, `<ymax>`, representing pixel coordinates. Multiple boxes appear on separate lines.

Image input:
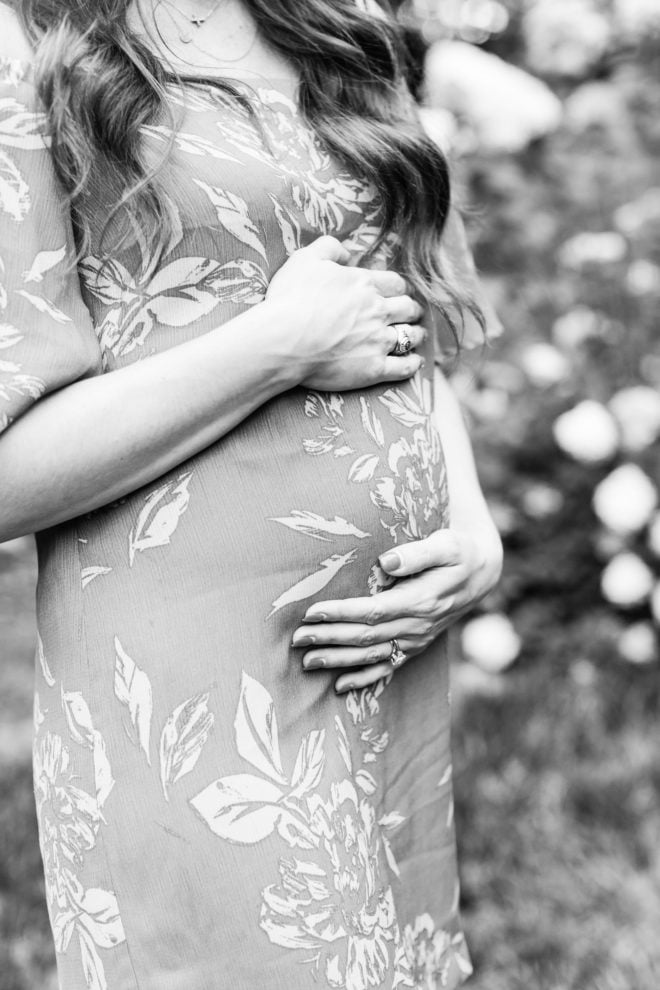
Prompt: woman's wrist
<box><xmin>247</xmin><ymin>298</ymin><xmax>318</xmax><ymax>390</ymax></box>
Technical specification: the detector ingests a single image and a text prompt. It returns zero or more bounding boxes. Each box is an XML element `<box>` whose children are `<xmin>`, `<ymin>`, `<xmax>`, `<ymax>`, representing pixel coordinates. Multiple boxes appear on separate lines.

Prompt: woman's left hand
<box><xmin>291</xmin><ymin>527</ymin><xmax>503</xmax><ymax>693</ymax></box>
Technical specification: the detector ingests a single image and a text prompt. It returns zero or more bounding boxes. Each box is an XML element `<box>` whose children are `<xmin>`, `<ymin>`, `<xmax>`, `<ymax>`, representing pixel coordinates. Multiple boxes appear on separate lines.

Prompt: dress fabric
<box><xmin>0</xmin><ymin>54</ymin><xmax>495</xmax><ymax>990</ymax></box>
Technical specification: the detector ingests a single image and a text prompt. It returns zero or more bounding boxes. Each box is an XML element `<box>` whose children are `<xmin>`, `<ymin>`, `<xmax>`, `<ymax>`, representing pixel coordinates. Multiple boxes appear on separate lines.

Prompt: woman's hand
<box><xmin>291</xmin><ymin>527</ymin><xmax>503</xmax><ymax>692</ymax></box>
<box><xmin>265</xmin><ymin>235</ymin><xmax>426</xmax><ymax>391</ymax></box>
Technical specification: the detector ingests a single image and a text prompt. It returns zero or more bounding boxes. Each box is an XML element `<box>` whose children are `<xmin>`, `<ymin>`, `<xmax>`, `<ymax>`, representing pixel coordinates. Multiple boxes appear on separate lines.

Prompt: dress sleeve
<box><xmin>0</xmin><ymin>56</ymin><xmax>101</xmax><ymax>434</ymax></box>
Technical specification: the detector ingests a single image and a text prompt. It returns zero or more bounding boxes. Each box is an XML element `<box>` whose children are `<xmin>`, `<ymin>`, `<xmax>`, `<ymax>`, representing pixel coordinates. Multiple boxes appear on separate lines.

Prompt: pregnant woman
<box><xmin>0</xmin><ymin>0</ymin><xmax>503</xmax><ymax>987</ymax></box>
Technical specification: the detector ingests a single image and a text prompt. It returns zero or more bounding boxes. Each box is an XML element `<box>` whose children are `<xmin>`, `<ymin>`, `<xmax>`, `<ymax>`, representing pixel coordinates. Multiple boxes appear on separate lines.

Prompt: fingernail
<box><xmin>380</xmin><ymin>551</ymin><xmax>401</xmax><ymax>571</ymax></box>
<box><xmin>336</xmin><ymin>680</ymin><xmax>354</xmax><ymax>693</ymax></box>
<box><xmin>292</xmin><ymin>633</ymin><xmax>316</xmax><ymax>647</ymax></box>
<box><xmin>304</xmin><ymin>611</ymin><xmax>327</xmax><ymax>623</ymax></box>
<box><xmin>303</xmin><ymin>656</ymin><xmax>326</xmax><ymax>670</ymax></box>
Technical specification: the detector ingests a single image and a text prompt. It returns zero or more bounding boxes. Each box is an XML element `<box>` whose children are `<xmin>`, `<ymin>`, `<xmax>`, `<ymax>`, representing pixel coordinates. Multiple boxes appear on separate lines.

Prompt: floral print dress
<box><xmin>0</xmin><ymin>52</ymin><xmax>499</xmax><ymax>990</ymax></box>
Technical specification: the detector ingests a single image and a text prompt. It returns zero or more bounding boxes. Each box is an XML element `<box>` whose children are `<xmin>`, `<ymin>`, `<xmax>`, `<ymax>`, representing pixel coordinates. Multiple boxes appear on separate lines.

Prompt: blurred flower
<box><xmin>608</xmin><ymin>386</ymin><xmax>660</xmax><ymax>452</ymax></box>
<box><xmin>593</xmin><ymin>529</ymin><xmax>629</xmax><ymax>561</ymax></box>
<box><xmin>417</xmin><ymin>105</ymin><xmax>458</xmax><ymax>153</ymax></box>
<box><xmin>487</xmin><ymin>499</ymin><xmax>519</xmax><ymax>537</ymax></box>
<box><xmin>524</xmin><ymin>0</ymin><xmax>612</xmax><ymax>78</ymax></box>
<box><xmin>467</xmin><ymin>387</ymin><xmax>509</xmax><ymax>421</ymax></box>
<box><xmin>625</xmin><ymin>259</ymin><xmax>660</xmax><ymax>296</ymax></box>
<box><xmin>518</xmin><ymin>342</ymin><xmax>571</xmax><ymax>388</ymax></box>
<box><xmin>593</xmin><ymin>464</ymin><xmax>658</xmax><ymax>535</ymax></box>
<box><xmin>424</xmin><ymin>40</ymin><xmax>562</xmax><ymax>153</ymax></box>
<box><xmin>564</xmin><ymin>81</ymin><xmax>633</xmax><ymax>135</ymax></box>
<box><xmin>617</xmin><ymin>622</ymin><xmax>658</xmax><ymax>664</ymax></box>
<box><xmin>614</xmin><ymin>188</ymin><xmax>660</xmax><ymax>239</ymax></box>
<box><xmin>651</xmin><ymin>583</ymin><xmax>660</xmax><ymax>625</ymax></box>
<box><xmin>521</xmin><ymin>483</ymin><xmax>564</xmax><ymax>519</ymax></box>
<box><xmin>614</xmin><ymin>0</ymin><xmax>660</xmax><ymax>37</ymax></box>
<box><xmin>461</xmin><ymin>613</ymin><xmax>522</xmax><ymax>672</ymax></box>
<box><xmin>552</xmin><ymin>306</ymin><xmax>603</xmax><ymax>348</ymax></box>
<box><xmin>648</xmin><ymin>513</ymin><xmax>660</xmax><ymax>558</ymax></box>
<box><xmin>601</xmin><ymin>552</ymin><xmax>654</xmax><ymax>608</ymax></box>
<box><xmin>552</xmin><ymin>400</ymin><xmax>618</xmax><ymax>463</ymax></box>
<box><xmin>557</xmin><ymin>231</ymin><xmax>627</xmax><ymax>269</ymax></box>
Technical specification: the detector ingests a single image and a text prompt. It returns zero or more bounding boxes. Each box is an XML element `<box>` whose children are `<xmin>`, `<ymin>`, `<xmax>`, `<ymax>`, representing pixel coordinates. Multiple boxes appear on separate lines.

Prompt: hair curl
<box><xmin>15</xmin><ymin>0</ymin><xmax>482</xmax><ymax>344</ymax></box>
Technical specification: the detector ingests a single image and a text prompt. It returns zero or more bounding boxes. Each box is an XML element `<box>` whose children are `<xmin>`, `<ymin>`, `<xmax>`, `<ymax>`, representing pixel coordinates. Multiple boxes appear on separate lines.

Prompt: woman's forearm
<box><xmin>0</xmin><ymin>301</ymin><xmax>303</xmax><ymax>541</ymax></box>
<box><xmin>433</xmin><ymin>364</ymin><xmax>503</xmax><ymax>562</ymax></box>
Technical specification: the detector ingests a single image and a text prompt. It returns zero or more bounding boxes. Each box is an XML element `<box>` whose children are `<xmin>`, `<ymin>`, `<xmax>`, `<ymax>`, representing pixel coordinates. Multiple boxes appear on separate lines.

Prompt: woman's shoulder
<box><xmin>0</xmin><ymin>3</ymin><xmax>35</xmax><ymax>63</ymax></box>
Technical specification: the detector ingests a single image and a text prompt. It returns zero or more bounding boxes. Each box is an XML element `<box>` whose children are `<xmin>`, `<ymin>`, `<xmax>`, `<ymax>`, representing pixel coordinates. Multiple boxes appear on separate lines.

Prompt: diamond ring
<box><xmin>389</xmin><ymin>638</ymin><xmax>407</xmax><ymax>669</ymax></box>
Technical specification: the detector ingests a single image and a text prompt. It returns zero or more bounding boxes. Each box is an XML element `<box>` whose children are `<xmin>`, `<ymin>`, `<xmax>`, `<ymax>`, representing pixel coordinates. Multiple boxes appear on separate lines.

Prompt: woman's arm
<box><xmin>290</xmin><ymin>364</ymin><xmax>503</xmax><ymax>692</ymax></box>
<box><xmin>0</xmin><ymin>237</ymin><xmax>424</xmax><ymax>542</ymax></box>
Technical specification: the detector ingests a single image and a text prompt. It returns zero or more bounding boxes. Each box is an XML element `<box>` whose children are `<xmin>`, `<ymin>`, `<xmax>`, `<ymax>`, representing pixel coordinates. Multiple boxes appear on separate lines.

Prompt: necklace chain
<box><xmin>154</xmin><ymin>0</ymin><xmax>260</xmax><ymax>68</ymax></box>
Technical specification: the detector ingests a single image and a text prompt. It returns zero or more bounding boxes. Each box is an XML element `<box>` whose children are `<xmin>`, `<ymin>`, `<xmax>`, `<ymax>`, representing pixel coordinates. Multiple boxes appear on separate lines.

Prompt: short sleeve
<box><xmin>434</xmin><ymin>205</ymin><xmax>504</xmax><ymax>360</ymax></box>
<box><xmin>0</xmin><ymin>55</ymin><xmax>101</xmax><ymax>434</ymax></box>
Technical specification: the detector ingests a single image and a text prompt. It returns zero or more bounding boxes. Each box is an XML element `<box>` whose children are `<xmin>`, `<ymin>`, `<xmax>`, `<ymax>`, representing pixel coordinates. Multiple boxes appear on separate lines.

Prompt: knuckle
<box><xmin>366</xmin><ymin>605</ymin><xmax>382</xmax><ymax>625</ymax></box>
<box><xmin>417</xmin><ymin>598</ymin><xmax>437</xmax><ymax>618</ymax></box>
<box><xmin>360</xmin><ymin>627</ymin><xmax>376</xmax><ymax>646</ymax></box>
<box><xmin>367</xmin><ymin>648</ymin><xmax>382</xmax><ymax>663</ymax></box>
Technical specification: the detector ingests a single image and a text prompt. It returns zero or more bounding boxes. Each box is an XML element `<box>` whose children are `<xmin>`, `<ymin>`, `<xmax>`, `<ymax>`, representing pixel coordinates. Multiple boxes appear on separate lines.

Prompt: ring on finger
<box><xmin>390</xmin><ymin>324</ymin><xmax>413</xmax><ymax>357</ymax></box>
<box><xmin>389</xmin><ymin>638</ymin><xmax>407</xmax><ymax>669</ymax></box>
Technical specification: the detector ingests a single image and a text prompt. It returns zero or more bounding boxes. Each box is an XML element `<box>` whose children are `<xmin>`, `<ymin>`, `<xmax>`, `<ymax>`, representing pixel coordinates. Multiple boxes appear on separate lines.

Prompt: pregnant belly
<box><xmin>73</xmin><ymin>374</ymin><xmax>448</xmax><ymax>639</ymax></box>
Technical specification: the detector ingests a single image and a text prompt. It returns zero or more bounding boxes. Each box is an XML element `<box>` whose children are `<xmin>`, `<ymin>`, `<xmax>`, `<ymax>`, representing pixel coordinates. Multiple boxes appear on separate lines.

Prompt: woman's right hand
<box><xmin>264</xmin><ymin>235</ymin><xmax>426</xmax><ymax>391</ymax></box>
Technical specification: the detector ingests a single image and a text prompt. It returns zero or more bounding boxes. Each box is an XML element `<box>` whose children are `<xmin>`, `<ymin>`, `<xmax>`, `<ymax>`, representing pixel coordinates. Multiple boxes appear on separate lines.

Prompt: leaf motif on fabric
<box><xmin>0</xmin><ymin>98</ymin><xmax>48</xmax><ymax>149</ymax></box>
<box><xmin>381</xmin><ymin>834</ymin><xmax>401</xmax><ymax>880</ymax></box>
<box><xmin>61</xmin><ymin>688</ymin><xmax>95</xmax><ymax>748</ymax></box>
<box><xmin>81</xmin><ymin>566</ymin><xmax>112</xmax><ymax>590</ymax></box>
<box><xmin>52</xmin><ymin>908</ymin><xmax>77</xmax><ymax>954</ymax></box>
<box><xmin>355</xmin><ymin>768</ymin><xmax>378</xmax><ymax>796</ymax></box>
<box><xmin>194</xmin><ymin>180</ymin><xmax>268</xmax><ymax>260</ymax></box>
<box><xmin>269</xmin><ymin>195</ymin><xmax>302</xmax><ymax>255</ymax></box>
<box><xmin>76</xmin><ymin>887</ymin><xmax>126</xmax><ymax>951</ymax></box>
<box><xmin>113</xmin><ymin>637</ymin><xmax>153</xmax><ymax>765</ymax></box>
<box><xmin>348</xmin><ymin>453</ymin><xmax>380</xmax><ymax>484</ymax></box>
<box><xmin>190</xmin><ymin>773</ymin><xmax>289</xmax><ymax>844</ymax></box>
<box><xmin>334</xmin><ymin>716</ymin><xmax>352</xmax><ymax>773</ymax></box>
<box><xmin>0</xmin><ymin>148</ymin><xmax>29</xmax><ymax>221</ymax></box>
<box><xmin>142</xmin><ymin>125</ymin><xmax>241</xmax><ymax>162</ymax></box>
<box><xmin>159</xmin><ymin>692</ymin><xmax>214</xmax><ymax>801</ymax></box>
<box><xmin>78</xmin><ymin>925</ymin><xmax>108</xmax><ymax>990</ymax></box>
<box><xmin>379</xmin><ymin>388</ymin><xmax>426</xmax><ymax>429</ymax></box>
<box><xmin>78</xmin><ymin>257</ymin><xmax>138</xmax><ymax>306</ymax></box>
<box><xmin>268</xmin><ymin>510</ymin><xmax>370</xmax><ymax>543</ymax></box>
<box><xmin>22</xmin><ymin>246</ymin><xmax>67</xmax><ymax>283</ymax></box>
<box><xmin>359</xmin><ymin>397</ymin><xmax>386</xmax><ymax>448</ymax></box>
<box><xmin>0</xmin><ymin>367</ymin><xmax>45</xmax><ymax>403</ymax></box>
<box><xmin>268</xmin><ymin>549</ymin><xmax>359</xmax><ymax>616</ymax></box>
<box><xmin>36</xmin><ymin>633</ymin><xmax>55</xmax><ymax>688</ymax></box>
<box><xmin>15</xmin><ymin>289</ymin><xmax>71</xmax><ymax>324</ymax></box>
<box><xmin>290</xmin><ymin>730</ymin><xmax>326</xmax><ymax>797</ymax></box>
<box><xmin>234</xmin><ymin>672</ymin><xmax>287</xmax><ymax>784</ymax></box>
<box><xmin>379</xmin><ymin>811</ymin><xmax>406</xmax><ymax>832</ymax></box>
<box><xmin>128</xmin><ymin>471</ymin><xmax>193</xmax><ymax>565</ymax></box>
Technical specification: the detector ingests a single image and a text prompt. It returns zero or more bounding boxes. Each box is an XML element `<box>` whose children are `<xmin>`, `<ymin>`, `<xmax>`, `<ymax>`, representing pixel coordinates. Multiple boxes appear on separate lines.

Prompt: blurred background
<box><xmin>1</xmin><ymin>0</ymin><xmax>660</xmax><ymax>987</ymax></box>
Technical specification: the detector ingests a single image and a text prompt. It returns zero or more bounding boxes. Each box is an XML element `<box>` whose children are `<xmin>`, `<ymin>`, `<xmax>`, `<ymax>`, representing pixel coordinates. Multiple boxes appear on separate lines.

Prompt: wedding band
<box><xmin>389</xmin><ymin>638</ymin><xmax>407</xmax><ymax>669</ymax></box>
<box><xmin>391</xmin><ymin>325</ymin><xmax>413</xmax><ymax>357</ymax></box>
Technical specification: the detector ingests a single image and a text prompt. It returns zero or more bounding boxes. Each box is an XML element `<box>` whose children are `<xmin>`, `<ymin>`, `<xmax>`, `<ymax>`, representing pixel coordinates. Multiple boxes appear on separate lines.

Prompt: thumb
<box><xmin>379</xmin><ymin>530</ymin><xmax>462</xmax><ymax>576</ymax></box>
<box><xmin>303</xmin><ymin>234</ymin><xmax>350</xmax><ymax>265</ymax></box>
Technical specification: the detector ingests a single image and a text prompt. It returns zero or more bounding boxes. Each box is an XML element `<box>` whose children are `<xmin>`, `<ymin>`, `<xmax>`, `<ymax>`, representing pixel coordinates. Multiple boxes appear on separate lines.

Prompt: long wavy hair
<box><xmin>15</xmin><ymin>0</ymin><xmax>481</xmax><ymax>342</ymax></box>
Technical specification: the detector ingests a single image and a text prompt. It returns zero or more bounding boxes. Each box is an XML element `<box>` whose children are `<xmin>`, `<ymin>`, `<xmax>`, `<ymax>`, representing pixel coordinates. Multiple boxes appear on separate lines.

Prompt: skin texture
<box><xmin>292</xmin><ymin>364</ymin><xmax>503</xmax><ymax>692</ymax></box>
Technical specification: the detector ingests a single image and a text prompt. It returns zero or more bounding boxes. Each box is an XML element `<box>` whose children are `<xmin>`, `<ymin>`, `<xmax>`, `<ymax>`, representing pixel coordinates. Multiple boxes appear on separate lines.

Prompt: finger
<box><xmin>302</xmin><ymin>642</ymin><xmax>394</xmax><ymax>670</ymax></box>
<box><xmin>303</xmin><ymin>235</ymin><xmax>350</xmax><ymax>264</ymax></box>
<box><xmin>386</xmin><ymin>322</ymin><xmax>426</xmax><ymax>354</ymax></box>
<box><xmin>335</xmin><ymin>662</ymin><xmax>396</xmax><ymax>694</ymax></box>
<box><xmin>379</xmin><ymin>530</ymin><xmax>464</xmax><ymax>577</ymax></box>
<box><xmin>292</xmin><ymin>618</ymin><xmax>421</xmax><ymax>649</ymax></box>
<box><xmin>369</xmin><ymin>269</ymin><xmax>408</xmax><ymax>297</ymax></box>
<box><xmin>385</xmin><ymin>295</ymin><xmax>424</xmax><ymax>325</ymax></box>
<box><xmin>304</xmin><ymin>591</ymin><xmax>414</xmax><ymax>625</ymax></box>
<box><xmin>380</xmin><ymin>352</ymin><xmax>425</xmax><ymax>382</ymax></box>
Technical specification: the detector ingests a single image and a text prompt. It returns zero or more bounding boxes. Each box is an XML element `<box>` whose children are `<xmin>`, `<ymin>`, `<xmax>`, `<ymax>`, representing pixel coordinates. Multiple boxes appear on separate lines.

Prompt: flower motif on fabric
<box><xmin>190</xmin><ymin>671</ymin><xmax>411</xmax><ymax>988</ymax></box>
<box><xmin>402</xmin><ymin>915</ymin><xmax>473</xmax><ymax>989</ymax></box>
<box><xmin>33</xmin><ymin>729</ymin><xmax>125</xmax><ymax>990</ymax></box>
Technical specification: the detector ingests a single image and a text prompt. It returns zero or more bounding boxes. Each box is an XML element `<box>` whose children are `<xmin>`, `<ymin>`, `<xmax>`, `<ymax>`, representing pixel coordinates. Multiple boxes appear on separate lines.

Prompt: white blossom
<box><xmin>524</xmin><ymin>0</ymin><xmax>612</xmax><ymax>77</ymax></box>
<box><xmin>519</xmin><ymin>342</ymin><xmax>571</xmax><ymax>388</ymax></box>
<box><xmin>461</xmin><ymin>614</ymin><xmax>521</xmax><ymax>672</ymax></box>
<box><xmin>607</xmin><ymin>386</ymin><xmax>660</xmax><ymax>452</ymax></box>
<box><xmin>648</xmin><ymin>513</ymin><xmax>660</xmax><ymax>558</ymax></box>
<box><xmin>592</xmin><ymin>464</ymin><xmax>658</xmax><ymax>535</ymax></box>
<box><xmin>558</xmin><ymin>231</ymin><xmax>627</xmax><ymax>269</ymax></box>
<box><xmin>552</xmin><ymin>307</ymin><xmax>603</xmax><ymax>349</ymax></box>
<box><xmin>601</xmin><ymin>552</ymin><xmax>654</xmax><ymax>608</ymax></box>
<box><xmin>618</xmin><ymin>623</ymin><xmax>657</xmax><ymax>664</ymax></box>
<box><xmin>552</xmin><ymin>400</ymin><xmax>619</xmax><ymax>463</ymax></box>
